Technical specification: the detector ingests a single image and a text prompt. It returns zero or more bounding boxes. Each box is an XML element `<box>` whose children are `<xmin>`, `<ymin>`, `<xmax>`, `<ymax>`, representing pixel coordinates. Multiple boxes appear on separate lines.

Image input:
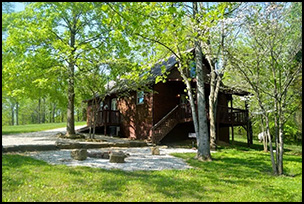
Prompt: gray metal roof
<box><xmin>150</xmin><ymin>55</ymin><xmax>178</xmax><ymax>78</ymax></box>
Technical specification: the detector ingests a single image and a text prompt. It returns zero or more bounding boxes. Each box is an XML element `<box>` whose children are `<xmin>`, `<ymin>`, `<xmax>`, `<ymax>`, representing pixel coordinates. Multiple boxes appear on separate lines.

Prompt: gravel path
<box><xmin>2</xmin><ymin>125</ymin><xmax>87</xmax><ymax>146</ymax></box>
<box><xmin>3</xmin><ymin>126</ymin><xmax>201</xmax><ymax>171</ymax></box>
<box><xmin>24</xmin><ymin>147</ymin><xmax>197</xmax><ymax>171</ymax></box>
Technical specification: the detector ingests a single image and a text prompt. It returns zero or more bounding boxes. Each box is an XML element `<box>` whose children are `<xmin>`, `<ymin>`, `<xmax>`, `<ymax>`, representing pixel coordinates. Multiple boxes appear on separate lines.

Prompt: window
<box><xmin>99</xmin><ymin>101</ymin><xmax>104</xmax><ymax>110</ymax></box>
<box><xmin>137</xmin><ymin>91</ymin><xmax>144</xmax><ymax>105</ymax></box>
<box><xmin>190</xmin><ymin>61</ymin><xmax>196</xmax><ymax>78</ymax></box>
<box><xmin>111</xmin><ymin>98</ymin><xmax>117</xmax><ymax>110</ymax></box>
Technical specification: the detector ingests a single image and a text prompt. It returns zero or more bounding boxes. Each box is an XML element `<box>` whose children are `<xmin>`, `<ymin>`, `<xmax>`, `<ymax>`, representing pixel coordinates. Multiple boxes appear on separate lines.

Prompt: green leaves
<box><xmin>101</xmin><ymin>4</ymin><xmax>108</xmax><ymax>12</ymax></box>
<box><xmin>168</xmin><ymin>6</ymin><xmax>177</xmax><ymax>14</ymax></box>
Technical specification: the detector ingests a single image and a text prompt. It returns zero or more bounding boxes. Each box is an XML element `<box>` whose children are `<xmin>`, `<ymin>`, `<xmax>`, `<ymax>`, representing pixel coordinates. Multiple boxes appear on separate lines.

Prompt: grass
<box><xmin>2</xmin><ymin>136</ymin><xmax>302</xmax><ymax>202</ymax></box>
<box><xmin>2</xmin><ymin>121</ymin><xmax>87</xmax><ymax>135</ymax></box>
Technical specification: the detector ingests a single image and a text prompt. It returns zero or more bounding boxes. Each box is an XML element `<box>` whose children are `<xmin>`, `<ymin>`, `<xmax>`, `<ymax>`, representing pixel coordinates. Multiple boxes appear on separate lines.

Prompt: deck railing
<box><xmin>95</xmin><ymin>110</ymin><xmax>121</xmax><ymax>126</ymax></box>
<box><xmin>177</xmin><ymin>103</ymin><xmax>248</xmax><ymax>125</ymax></box>
<box><xmin>217</xmin><ymin>105</ymin><xmax>248</xmax><ymax>125</ymax></box>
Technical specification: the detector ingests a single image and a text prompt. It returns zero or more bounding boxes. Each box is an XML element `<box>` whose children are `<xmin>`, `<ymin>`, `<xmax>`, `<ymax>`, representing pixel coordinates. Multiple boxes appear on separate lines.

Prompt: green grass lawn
<box><xmin>2</xmin><ymin>137</ymin><xmax>302</xmax><ymax>202</ymax></box>
<box><xmin>2</xmin><ymin>121</ymin><xmax>87</xmax><ymax>135</ymax></box>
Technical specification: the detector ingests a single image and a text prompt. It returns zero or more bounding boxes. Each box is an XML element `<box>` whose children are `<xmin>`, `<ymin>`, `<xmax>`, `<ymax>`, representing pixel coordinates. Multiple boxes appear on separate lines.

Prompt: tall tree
<box><xmin>227</xmin><ymin>2</ymin><xmax>302</xmax><ymax>175</ymax></box>
<box><xmin>3</xmin><ymin>2</ymin><xmax>130</xmax><ymax>135</ymax></box>
<box><xmin>192</xmin><ymin>2</ymin><xmax>243</xmax><ymax>150</ymax></box>
<box><xmin>192</xmin><ymin>2</ymin><xmax>211</xmax><ymax>160</ymax></box>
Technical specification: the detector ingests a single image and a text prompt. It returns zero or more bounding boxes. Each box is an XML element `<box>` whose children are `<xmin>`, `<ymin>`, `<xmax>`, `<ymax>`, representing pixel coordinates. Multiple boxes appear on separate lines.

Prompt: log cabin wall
<box><xmin>216</xmin><ymin>93</ymin><xmax>230</xmax><ymax>143</ymax></box>
<box><xmin>152</xmin><ymin>81</ymin><xmax>186</xmax><ymax>124</ymax></box>
<box><xmin>117</xmin><ymin>91</ymin><xmax>153</xmax><ymax>140</ymax></box>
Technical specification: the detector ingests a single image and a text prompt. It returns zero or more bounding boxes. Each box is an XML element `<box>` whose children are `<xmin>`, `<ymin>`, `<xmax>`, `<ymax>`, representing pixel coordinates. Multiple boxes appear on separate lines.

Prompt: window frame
<box><xmin>111</xmin><ymin>98</ymin><xmax>117</xmax><ymax>111</ymax></box>
<box><xmin>136</xmin><ymin>91</ymin><xmax>145</xmax><ymax>105</ymax></box>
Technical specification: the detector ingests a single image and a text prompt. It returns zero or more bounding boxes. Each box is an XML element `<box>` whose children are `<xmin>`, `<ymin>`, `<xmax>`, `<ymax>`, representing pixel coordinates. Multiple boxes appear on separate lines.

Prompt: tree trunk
<box><xmin>264</xmin><ymin>114</ymin><xmax>278</xmax><ymax>175</ymax></box>
<box><xmin>193</xmin><ymin>2</ymin><xmax>211</xmax><ymax>161</ymax></box>
<box><xmin>278</xmin><ymin>125</ymin><xmax>284</xmax><ymax>175</ymax></box>
<box><xmin>255</xmin><ymin>89</ymin><xmax>278</xmax><ymax>175</ymax></box>
<box><xmin>67</xmin><ymin>65</ymin><xmax>75</xmax><ymax>135</ymax></box>
<box><xmin>175</xmin><ymin>44</ymin><xmax>199</xmax><ymax>145</ymax></box>
<box><xmin>49</xmin><ymin>102</ymin><xmax>52</xmax><ymax>123</ymax></box>
<box><xmin>206</xmin><ymin>19</ymin><xmax>225</xmax><ymax>150</ymax></box>
<box><xmin>277</xmin><ymin>101</ymin><xmax>284</xmax><ymax>175</ymax></box>
<box><xmin>16</xmin><ymin>101</ymin><xmax>19</xmax><ymax>125</ymax></box>
<box><xmin>66</xmin><ymin>17</ymin><xmax>76</xmax><ymax>136</ymax></box>
<box><xmin>89</xmin><ymin>106</ymin><xmax>93</xmax><ymax>139</ymax></box>
<box><xmin>42</xmin><ymin>97</ymin><xmax>46</xmax><ymax>123</ymax></box>
<box><xmin>209</xmin><ymin>97</ymin><xmax>216</xmax><ymax>150</ymax></box>
<box><xmin>195</xmin><ymin>46</ymin><xmax>212</xmax><ymax>161</ymax></box>
<box><xmin>208</xmin><ymin>68</ymin><xmax>222</xmax><ymax>151</ymax></box>
<box><xmin>179</xmin><ymin>64</ymin><xmax>199</xmax><ymax>135</ymax></box>
<box><xmin>38</xmin><ymin>98</ymin><xmax>41</xmax><ymax>124</ymax></box>
<box><xmin>11</xmin><ymin>102</ymin><xmax>15</xmax><ymax>126</ymax></box>
<box><xmin>209</xmin><ymin>68</ymin><xmax>216</xmax><ymax>151</ymax></box>
<box><xmin>52</xmin><ymin>103</ymin><xmax>56</xmax><ymax>123</ymax></box>
<box><xmin>261</xmin><ymin>115</ymin><xmax>268</xmax><ymax>152</ymax></box>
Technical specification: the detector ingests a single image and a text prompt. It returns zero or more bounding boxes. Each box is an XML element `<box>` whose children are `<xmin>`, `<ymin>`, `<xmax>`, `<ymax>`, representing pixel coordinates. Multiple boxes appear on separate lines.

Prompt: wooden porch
<box><xmin>150</xmin><ymin>103</ymin><xmax>250</xmax><ymax>144</ymax></box>
<box><xmin>87</xmin><ymin>110</ymin><xmax>121</xmax><ymax>136</ymax></box>
<box><xmin>178</xmin><ymin>103</ymin><xmax>249</xmax><ymax>125</ymax></box>
<box><xmin>94</xmin><ymin>110</ymin><xmax>121</xmax><ymax>126</ymax></box>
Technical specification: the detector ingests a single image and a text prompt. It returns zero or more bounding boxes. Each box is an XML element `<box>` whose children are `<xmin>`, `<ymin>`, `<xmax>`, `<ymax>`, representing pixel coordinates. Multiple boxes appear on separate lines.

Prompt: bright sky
<box><xmin>13</xmin><ymin>2</ymin><xmax>25</xmax><ymax>12</ymax></box>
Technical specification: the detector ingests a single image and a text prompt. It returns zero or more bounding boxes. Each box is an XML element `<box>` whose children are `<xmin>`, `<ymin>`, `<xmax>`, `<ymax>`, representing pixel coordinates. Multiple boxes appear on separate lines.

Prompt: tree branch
<box><xmin>135</xmin><ymin>33</ymin><xmax>181</xmax><ymax>61</ymax></box>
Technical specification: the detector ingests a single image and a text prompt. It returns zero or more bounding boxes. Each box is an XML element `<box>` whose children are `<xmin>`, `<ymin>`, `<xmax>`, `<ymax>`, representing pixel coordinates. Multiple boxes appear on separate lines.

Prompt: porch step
<box><xmin>76</xmin><ymin>126</ymin><xmax>90</xmax><ymax>133</ymax></box>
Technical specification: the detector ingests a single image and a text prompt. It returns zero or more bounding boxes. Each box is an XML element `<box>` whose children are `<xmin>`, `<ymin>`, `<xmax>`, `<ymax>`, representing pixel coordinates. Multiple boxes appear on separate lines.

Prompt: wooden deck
<box><xmin>216</xmin><ymin>105</ymin><xmax>248</xmax><ymax>126</ymax></box>
<box><xmin>178</xmin><ymin>103</ymin><xmax>248</xmax><ymax>126</ymax></box>
<box><xmin>150</xmin><ymin>103</ymin><xmax>249</xmax><ymax>143</ymax></box>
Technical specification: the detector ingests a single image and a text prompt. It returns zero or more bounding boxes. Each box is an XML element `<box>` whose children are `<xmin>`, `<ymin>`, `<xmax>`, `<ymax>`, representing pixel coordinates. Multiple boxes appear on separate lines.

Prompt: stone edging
<box><xmin>2</xmin><ymin>140</ymin><xmax>149</xmax><ymax>153</ymax></box>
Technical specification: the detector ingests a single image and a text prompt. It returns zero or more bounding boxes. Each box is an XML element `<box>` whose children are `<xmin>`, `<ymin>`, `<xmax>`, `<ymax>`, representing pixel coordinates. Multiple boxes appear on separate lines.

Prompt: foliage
<box><xmin>2</xmin><ymin>2</ymin><xmax>139</xmax><ymax>129</ymax></box>
<box><xmin>226</xmin><ymin>2</ymin><xmax>302</xmax><ymax>175</ymax></box>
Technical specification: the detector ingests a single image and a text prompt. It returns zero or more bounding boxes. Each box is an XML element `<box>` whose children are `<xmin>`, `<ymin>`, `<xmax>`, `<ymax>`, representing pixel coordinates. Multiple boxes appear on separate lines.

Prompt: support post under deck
<box><xmin>230</xmin><ymin>98</ymin><xmax>234</xmax><ymax>143</ymax></box>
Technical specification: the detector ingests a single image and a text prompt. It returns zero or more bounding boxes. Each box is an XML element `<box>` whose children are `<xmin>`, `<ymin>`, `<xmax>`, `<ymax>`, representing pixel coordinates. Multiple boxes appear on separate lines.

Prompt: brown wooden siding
<box><xmin>117</xmin><ymin>91</ymin><xmax>153</xmax><ymax>140</ymax></box>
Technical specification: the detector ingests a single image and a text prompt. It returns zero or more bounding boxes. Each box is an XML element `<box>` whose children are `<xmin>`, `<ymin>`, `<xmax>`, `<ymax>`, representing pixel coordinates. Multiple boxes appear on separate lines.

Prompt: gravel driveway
<box><xmin>2</xmin><ymin>125</ymin><xmax>87</xmax><ymax>146</ymax></box>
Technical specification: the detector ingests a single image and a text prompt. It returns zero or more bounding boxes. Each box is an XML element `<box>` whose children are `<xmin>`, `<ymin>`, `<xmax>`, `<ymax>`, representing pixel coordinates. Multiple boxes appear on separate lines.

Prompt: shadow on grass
<box><xmin>2</xmin><ymin>154</ymin><xmax>49</xmax><ymax>168</ymax></box>
<box><xmin>223</xmin><ymin>139</ymin><xmax>300</xmax><ymax>156</ymax></box>
<box><xmin>2</xmin><ymin>147</ymin><xmax>302</xmax><ymax>202</ymax></box>
<box><xmin>64</xmin><ymin>167</ymin><xmax>215</xmax><ymax>201</ymax></box>
<box><xmin>2</xmin><ymin>154</ymin><xmax>214</xmax><ymax>201</ymax></box>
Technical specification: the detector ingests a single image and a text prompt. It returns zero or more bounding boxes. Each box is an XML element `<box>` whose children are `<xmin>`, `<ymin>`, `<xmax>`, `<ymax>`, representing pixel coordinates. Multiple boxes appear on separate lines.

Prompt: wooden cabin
<box><xmin>83</xmin><ymin>50</ymin><xmax>252</xmax><ymax>145</ymax></box>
